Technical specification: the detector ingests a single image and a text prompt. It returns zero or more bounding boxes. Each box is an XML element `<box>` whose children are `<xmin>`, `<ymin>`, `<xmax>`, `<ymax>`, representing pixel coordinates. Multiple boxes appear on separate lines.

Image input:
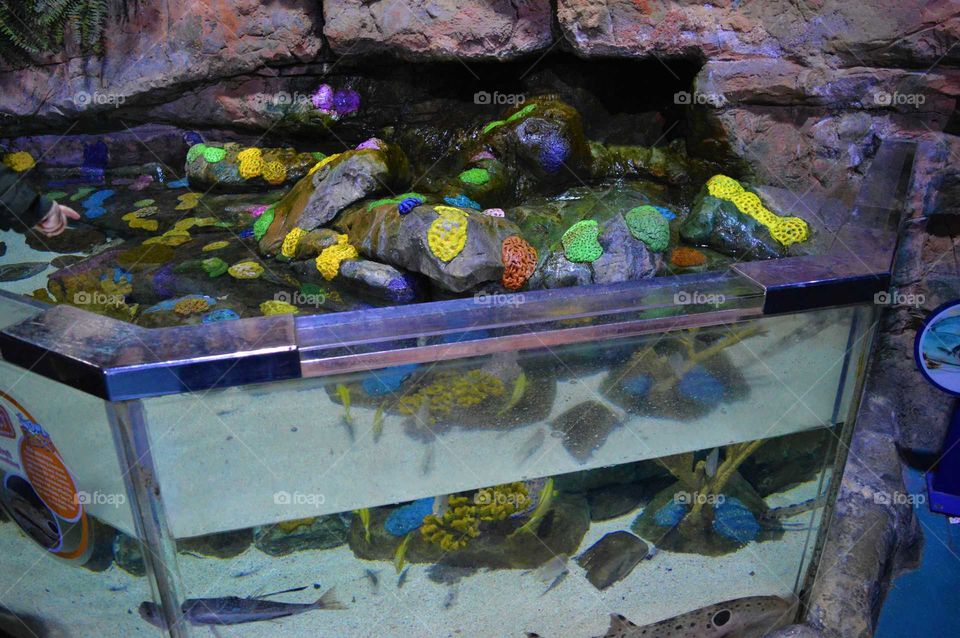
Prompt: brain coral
<box><xmin>260</xmin><ymin>300</ymin><xmax>299</xmax><ymax>316</ymax></box>
<box><xmin>281</xmin><ymin>227</ymin><xmax>306</xmax><ymax>258</ymax></box>
<box><xmin>238</xmin><ymin>148</ymin><xmax>263</xmax><ymax>179</ymax></box>
<box><xmin>625</xmin><ymin>205</ymin><xmax>670</xmax><ymax>252</ymax></box>
<box><xmin>174</xmin><ymin>297</ymin><xmax>211</xmax><ymax>316</ymax></box>
<box><xmin>706</xmin><ymin>174</ymin><xmax>810</xmax><ymax>247</ymax></box>
<box><xmin>428</xmin><ymin>206</ymin><xmax>469</xmax><ymax>262</ymax></box>
<box><xmin>186</xmin><ymin>144</ymin><xmax>207</xmax><ymax>163</ymax></box>
<box><xmin>398</xmin><ymin>197</ymin><xmax>423</xmax><ymax>215</ymax></box>
<box><xmin>561</xmin><ymin>219</ymin><xmax>603</xmax><ymax>263</ymax></box>
<box><xmin>262</xmin><ymin>161</ymin><xmax>287</xmax><ymax>185</ymax></box>
<box><xmin>202</xmin><ymin>146</ymin><xmax>227</xmax><ymax>163</ymax></box>
<box><xmin>228</xmin><ymin>261</ymin><xmax>265</xmax><ymax>280</ymax></box>
<box><xmin>3</xmin><ymin>151</ymin><xmax>35</xmax><ymax>172</ymax></box>
<box><xmin>669</xmin><ymin>246</ymin><xmax>707</xmax><ymax>267</ymax></box>
<box><xmin>315</xmin><ymin>234</ymin><xmax>358</xmax><ymax>280</ymax></box>
<box><xmin>459</xmin><ymin>168</ymin><xmax>490</xmax><ymax>185</ymax></box>
<box><xmin>501</xmin><ymin>235</ymin><xmax>537</xmax><ymax>291</ymax></box>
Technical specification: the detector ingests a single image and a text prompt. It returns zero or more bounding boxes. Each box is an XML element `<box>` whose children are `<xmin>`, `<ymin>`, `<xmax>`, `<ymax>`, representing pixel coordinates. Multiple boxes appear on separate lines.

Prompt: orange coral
<box><xmin>501</xmin><ymin>235</ymin><xmax>537</xmax><ymax>291</ymax></box>
<box><xmin>670</xmin><ymin>246</ymin><xmax>707</xmax><ymax>267</ymax></box>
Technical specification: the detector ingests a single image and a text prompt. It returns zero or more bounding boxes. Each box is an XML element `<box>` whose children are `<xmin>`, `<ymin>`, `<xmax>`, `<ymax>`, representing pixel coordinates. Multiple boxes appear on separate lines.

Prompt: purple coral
<box><xmin>356</xmin><ymin>137</ymin><xmax>384</xmax><ymax>151</ymax></box>
<box><xmin>311</xmin><ymin>84</ymin><xmax>334</xmax><ymax>112</ymax></box>
<box><xmin>250</xmin><ymin>205</ymin><xmax>269</xmax><ymax>218</ymax></box>
<box><xmin>333</xmin><ymin>89</ymin><xmax>360</xmax><ymax>116</ymax></box>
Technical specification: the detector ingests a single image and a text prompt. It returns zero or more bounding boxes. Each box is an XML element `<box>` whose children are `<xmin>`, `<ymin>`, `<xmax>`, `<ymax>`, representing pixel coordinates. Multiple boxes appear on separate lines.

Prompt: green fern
<box><xmin>0</xmin><ymin>0</ymin><xmax>132</xmax><ymax>63</ymax></box>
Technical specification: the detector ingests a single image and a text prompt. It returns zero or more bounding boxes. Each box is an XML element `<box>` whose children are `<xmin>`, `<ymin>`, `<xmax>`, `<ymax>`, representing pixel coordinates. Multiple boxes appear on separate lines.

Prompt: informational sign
<box><xmin>0</xmin><ymin>390</ymin><xmax>91</xmax><ymax>561</ymax></box>
<box><xmin>916</xmin><ymin>300</ymin><xmax>960</xmax><ymax>395</ymax></box>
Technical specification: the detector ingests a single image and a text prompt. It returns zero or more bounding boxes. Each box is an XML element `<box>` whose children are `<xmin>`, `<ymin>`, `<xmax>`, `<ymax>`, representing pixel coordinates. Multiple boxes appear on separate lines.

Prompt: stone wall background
<box><xmin>1</xmin><ymin>2</ymin><xmax>959</xmax><ymax>636</ymax></box>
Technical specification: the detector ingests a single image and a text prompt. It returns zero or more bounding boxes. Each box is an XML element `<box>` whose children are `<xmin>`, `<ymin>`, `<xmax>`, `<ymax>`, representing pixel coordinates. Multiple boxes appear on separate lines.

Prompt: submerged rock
<box><xmin>576</xmin><ymin>531</ymin><xmax>649</xmax><ymax>590</ymax></box>
<box><xmin>540</xmin><ymin>251</ymin><xmax>593</xmax><ymax>288</ymax></box>
<box><xmin>253</xmin><ymin>515</ymin><xmax>348</xmax><ymax>556</ymax></box>
<box><xmin>178</xmin><ymin>529</ymin><xmax>253</xmax><ymax>559</ymax></box>
<box><xmin>550</xmin><ymin>400</ymin><xmax>624</xmax><ymax>462</ymax></box>
<box><xmin>680</xmin><ymin>186</ymin><xmax>784</xmax><ymax>259</ymax></box>
<box><xmin>590</xmin><ymin>214</ymin><xmax>662</xmax><ymax>284</ymax></box>
<box><xmin>291</xmin><ymin>258</ymin><xmax>423</xmax><ymax>303</ymax></box>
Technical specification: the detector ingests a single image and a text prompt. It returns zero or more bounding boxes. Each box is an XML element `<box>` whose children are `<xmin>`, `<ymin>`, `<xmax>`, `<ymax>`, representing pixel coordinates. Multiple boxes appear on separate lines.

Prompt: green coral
<box><xmin>202</xmin><ymin>146</ymin><xmax>227</xmax><ymax>164</ymax></box>
<box><xmin>561</xmin><ymin>220</ymin><xmax>603</xmax><ymax>263</ymax></box>
<box><xmin>311</xmin><ymin>152</ymin><xmax>326</xmax><ymax>161</ymax></box>
<box><xmin>458</xmin><ymin>168</ymin><xmax>490</xmax><ymax>185</ymax></box>
<box><xmin>186</xmin><ymin>144</ymin><xmax>207</xmax><ymax>164</ymax></box>
<box><xmin>201</xmin><ymin>258</ymin><xmax>228</xmax><ymax>278</ymax></box>
<box><xmin>625</xmin><ymin>205</ymin><xmax>670</xmax><ymax>252</ymax></box>
<box><xmin>253</xmin><ymin>207</ymin><xmax>275</xmax><ymax>241</ymax></box>
<box><xmin>482</xmin><ymin>119</ymin><xmax>505</xmax><ymax>134</ymax></box>
<box><xmin>505</xmin><ymin>103</ymin><xmax>536</xmax><ymax>123</ymax></box>
<box><xmin>366</xmin><ymin>192</ymin><xmax>426</xmax><ymax>211</ymax></box>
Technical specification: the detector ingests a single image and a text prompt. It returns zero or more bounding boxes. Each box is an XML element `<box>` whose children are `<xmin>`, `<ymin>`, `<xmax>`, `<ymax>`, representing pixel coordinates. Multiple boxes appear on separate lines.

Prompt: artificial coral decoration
<box><xmin>706</xmin><ymin>175</ymin><xmax>810</xmax><ymax>246</ymax></box>
<box><xmin>397</xmin><ymin>370</ymin><xmax>505</xmax><ymax>421</ymax></box>
<box><xmin>238</xmin><ymin>148</ymin><xmax>264</xmax><ymax>179</ymax></box>
<box><xmin>670</xmin><ymin>246</ymin><xmax>707</xmax><ymax>267</ymax></box>
<box><xmin>315</xmin><ymin>235</ymin><xmax>358</xmax><ymax>280</ymax></box>
<box><xmin>173</xmin><ymin>297</ymin><xmax>211</xmax><ymax>316</ymax></box>
<box><xmin>281</xmin><ymin>227</ymin><xmax>306</xmax><ymax>258</ymax></box>
<box><xmin>428</xmin><ymin>206</ymin><xmax>469</xmax><ymax>262</ymax></box>
<box><xmin>561</xmin><ymin>219</ymin><xmax>603</xmax><ymax>263</ymax></box>
<box><xmin>420</xmin><ymin>482</ymin><xmax>529</xmax><ymax>551</ymax></box>
<box><xmin>253</xmin><ymin>207</ymin><xmax>275</xmax><ymax>241</ymax></box>
<box><xmin>458</xmin><ymin>168</ymin><xmax>490</xmax><ymax>185</ymax></box>
<box><xmin>228</xmin><ymin>261</ymin><xmax>265</xmax><ymax>280</ymax></box>
<box><xmin>260</xmin><ymin>300</ymin><xmax>299</xmax><ymax>316</ymax></box>
<box><xmin>262</xmin><ymin>160</ymin><xmax>287</xmax><ymax>185</ymax></box>
<box><xmin>2</xmin><ymin>151</ymin><xmax>35</xmax><ymax>172</ymax></box>
<box><xmin>202</xmin><ymin>240</ymin><xmax>230</xmax><ymax>252</ymax></box>
<box><xmin>202</xmin><ymin>146</ymin><xmax>226</xmax><ymax>163</ymax></box>
<box><xmin>308</xmin><ymin>153</ymin><xmax>340</xmax><ymax>177</ymax></box>
<box><xmin>501</xmin><ymin>235</ymin><xmax>538</xmax><ymax>290</ymax></box>
<box><xmin>625</xmin><ymin>205</ymin><xmax>670</xmax><ymax>252</ymax></box>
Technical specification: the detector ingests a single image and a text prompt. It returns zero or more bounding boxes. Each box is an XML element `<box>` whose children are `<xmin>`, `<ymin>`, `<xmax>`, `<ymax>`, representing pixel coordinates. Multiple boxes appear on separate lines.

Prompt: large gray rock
<box><xmin>591</xmin><ymin>214</ymin><xmax>662</xmax><ymax>284</ymax></box>
<box><xmin>322</xmin><ymin>0</ymin><xmax>554</xmax><ymax>60</ymax></box>
<box><xmin>680</xmin><ymin>189</ymin><xmax>784</xmax><ymax>260</ymax></box>
<box><xmin>540</xmin><ymin>252</ymin><xmax>593</xmax><ymax>289</ymax></box>
<box><xmin>334</xmin><ymin>204</ymin><xmax>520</xmax><ymax>293</ymax></box>
<box><xmin>291</xmin><ymin>257</ymin><xmax>424</xmax><ymax>304</ymax></box>
<box><xmin>259</xmin><ymin>147</ymin><xmax>410</xmax><ymax>254</ymax></box>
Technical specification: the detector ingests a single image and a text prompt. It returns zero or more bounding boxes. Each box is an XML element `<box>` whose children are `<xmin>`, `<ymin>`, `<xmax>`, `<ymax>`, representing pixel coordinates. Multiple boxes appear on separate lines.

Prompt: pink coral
<box><xmin>356</xmin><ymin>138</ymin><xmax>385</xmax><ymax>151</ymax></box>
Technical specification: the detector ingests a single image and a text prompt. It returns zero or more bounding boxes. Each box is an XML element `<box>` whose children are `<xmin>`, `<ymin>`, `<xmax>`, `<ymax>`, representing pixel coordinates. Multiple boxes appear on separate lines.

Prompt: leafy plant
<box><xmin>0</xmin><ymin>0</ymin><xmax>134</xmax><ymax>63</ymax></box>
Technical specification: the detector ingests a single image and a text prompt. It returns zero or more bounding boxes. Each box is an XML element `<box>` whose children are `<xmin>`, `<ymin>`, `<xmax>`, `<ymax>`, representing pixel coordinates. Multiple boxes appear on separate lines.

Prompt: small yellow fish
<box><xmin>511</xmin><ymin>478</ymin><xmax>555</xmax><ymax>537</ymax></box>
<box><xmin>336</xmin><ymin>384</ymin><xmax>352</xmax><ymax>426</ymax></box>
<box><xmin>356</xmin><ymin>508</ymin><xmax>371</xmax><ymax>543</ymax></box>
<box><xmin>373</xmin><ymin>402</ymin><xmax>385</xmax><ymax>442</ymax></box>
<box><xmin>394</xmin><ymin>532</ymin><xmax>413</xmax><ymax>574</ymax></box>
<box><xmin>498</xmin><ymin>371</ymin><xmax>528</xmax><ymax>416</ymax></box>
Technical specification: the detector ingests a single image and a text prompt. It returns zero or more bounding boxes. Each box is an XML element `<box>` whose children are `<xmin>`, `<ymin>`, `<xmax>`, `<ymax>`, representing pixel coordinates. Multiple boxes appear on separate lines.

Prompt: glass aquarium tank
<box><xmin>0</xmin><ymin>55</ymin><xmax>916</xmax><ymax>636</ymax></box>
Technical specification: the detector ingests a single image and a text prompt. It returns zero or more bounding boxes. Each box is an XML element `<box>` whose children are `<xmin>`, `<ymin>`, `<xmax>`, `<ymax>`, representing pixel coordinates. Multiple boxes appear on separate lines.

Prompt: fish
<box><xmin>421</xmin><ymin>442</ymin><xmax>436</xmax><ymax>475</ymax></box>
<box><xmin>394</xmin><ymin>532</ymin><xmax>413</xmax><ymax>574</ymax></box>
<box><xmin>515</xmin><ymin>427</ymin><xmax>546</xmax><ymax>464</ymax></box>
<box><xmin>138</xmin><ymin>587</ymin><xmax>345</xmax><ymax>628</ymax></box>
<box><xmin>443</xmin><ymin>588</ymin><xmax>458</xmax><ymax>609</ymax></box>
<box><xmin>372</xmin><ymin>402</ymin><xmax>386</xmax><ymax>442</ymax></box>
<box><xmin>336</xmin><ymin>384</ymin><xmax>354</xmax><ymax>439</ymax></box>
<box><xmin>356</xmin><ymin>508</ymin><xmax>371</xmax><ymax>543</ymax></box>
<box><xmin>705</xmin><ymin>448</ymin><xmax>720</xmax><ymax>478</ymax></box>
<box><xmin>498</xmin><ymin>371</ymin><xmax>528</xmax><ymax>415</ymax></box>
<box><xmin>0</xmin><ymin>262</ymin><xmax>48</xmax><ymax>282</ymax></box>
<box><xmin>511</xmin><ymin>477</ymin><xmax>556</xmax><ymax>537</ymax></box>
<box><xmin>527</xmin><ymin>554</ymin><xmax>569</xmax><ymax>596</ymax></box>
<box><xmin>364</xmin><ymin>568</ymin><xmax>380</xmax><ymax>591</ymax></box>
<box><xmin>397</xmin><ymin>567</ymin><xmax>410</xmax><ymax>589</ymax></box>
<box><xmin>525</xmin><ymin>595</ymin><xmax>796</xmax><ymax>638</ymax></box>
<box><xmin>760</xmin><ymin>496</ymin><xmax>827</xmax><ymax>522</ymax></box>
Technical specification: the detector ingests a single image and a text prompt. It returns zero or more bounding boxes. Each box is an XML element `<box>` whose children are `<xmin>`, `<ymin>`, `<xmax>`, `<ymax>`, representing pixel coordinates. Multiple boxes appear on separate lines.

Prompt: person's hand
<box><xmin>33</xmin><ymin>202</ymin><xmax>80</xmax><ymax>237</ymax></box>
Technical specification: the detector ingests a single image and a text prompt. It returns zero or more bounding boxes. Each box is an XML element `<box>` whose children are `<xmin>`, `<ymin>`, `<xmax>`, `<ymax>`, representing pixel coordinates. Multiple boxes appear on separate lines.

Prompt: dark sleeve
<box><xmin>0</xmin><ymin>164</ymin><xmax>51</xmax><ymax>232</ymax></box>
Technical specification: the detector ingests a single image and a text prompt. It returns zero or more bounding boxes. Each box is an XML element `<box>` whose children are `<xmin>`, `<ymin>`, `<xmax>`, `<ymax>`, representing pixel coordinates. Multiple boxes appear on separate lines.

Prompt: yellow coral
<box><xmin>173</xmin><ymin>297</ymin><xmax>211</xmax><ymax>316</ymax></box>
<box><xmin>420</xmin><ymin>482</ymin><xmax>528</xmax><ymax>551</ymax></box>
<box><xmin>121</xmin><ymin>212</ymin><xmax>159</xmax><ymax>232</ymax></box>
<box><xmin>3</xmin><ymin>151</ymin><xmax>35</xmax><ymax>172</ymax></box>
<box><xmin>262</xmin><ymin>161</ymin><xmax>287</xmax><ymax>185</ymax></box>
<box><xmin>260</xmin><ymin>300</ymin><xmax>299</xmax><ymax>316</ymax></box>
<box><xmin>427</xmin><ymin>206</ymin><xmax>468</xmax><ymax>262</ymax></box>
<box><xmin>144</xmin><ymin>229</ymin><xmax>192</xmax><ymax>247</ymax></box>
<box><xmin>474</xmin><ymin>482</ymin><xmax>529</xmax><ymax>521</ymax></box>
<box><xmin>308</xmin><ymin>153</ymin><xmax>341</xmax><ymax>177</ymax></box>
<box><xmin>398</xmin><ymin>370</ymin><xmax>505</xmax><ymax>420</ymax></box>
<box><xmin>706</xmin><ymin>174</ymin><xmax>810</xmax><ymax>247</ymax></box>
<box><xmin>202</xmin><ymin>240</ymin><xmax>230</xmax><ymax>252</ymax></box>
<box><xmin>315</xmin><ymin>234</ymin><xmax>358</xmax><ymax>280</ymax></box>
<box><xmin>237</xmin><ymin>148</ymin><xmax>264</xmax><ymax>180</ymax></box>
<box><xmin>173</xmin><ymin>217</ymin><xmax>218</xmax><ymax>232</ymax></box>
<box><xmin>228</xmin><ymin>261</ymin><xmax>265</xmax><ymax>279</ymax></box>
<box><xmin>281</xmin><ymin>227</ymin><xmax>306</xmax><ymax>258</ymax></box>
<box><xmin>176</xmin><ymin>193</ymin><xmax>201</xmax><ymax>210</ymax></box>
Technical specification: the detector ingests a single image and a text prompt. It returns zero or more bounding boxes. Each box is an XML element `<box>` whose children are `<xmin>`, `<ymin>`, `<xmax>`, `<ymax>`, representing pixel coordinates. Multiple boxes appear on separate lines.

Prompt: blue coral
<box><xmin>398</xmin><ymin>197</ymin><xmax>423</xmax><ymax>215</ymax></box>
<box><xmin>654</xmin><ymin>206</ymin><xmax>676</xmax><ymax>221</ymax></box>
<box><xmin>333</xmin><ymin>89</ymin><xmax>360</xmax><ymax>116</ymax></box>
<box><xmin>238</xmin><ymin>228</ymin><xmax>255</xmax><ymax>239</ymax></box>
<box><xmin>386</xmin><ymin>275</ymin><xmax>418</xmax><ymax>303</ymax></box>
<box><xmin>384</xmin><ymin>497</ymin><xmax>434</xmax><ymax>536</ymax></box>
<box><xmin>653</xmin><ymin>499</ymin><xmax>688</xmax><ymax>527</ymax></box>
<box><xmin>167</xmin><ymin>178</ymin><xmax>190</xmax><ymax>189</ymax></box>
<box><xmin>539</xmin><ymin>137</ymin><xmax>571</xmax><ymax>174</ymax></box>
<box><xmin>183</xmin><ymin>131</ymin><xmax>204</xmax><ymax>146</ymax></box>
<box><xmin>678</xmin><ymin>365</ymin><xmax>724</xmax><ymax>405</ymax></box>
<box><xmin>362</xmin><ymin>363</ymin><xmax>419</xmax><ymax>397</ymax></box>
<box><xmin>82</xmin><ymin>189</ymin><xmax>115</xmax><ymax>219</ymax></box>
<box><xmin>712</xmin><ymin>496</ymin><xmax>760</xmax><ymax>543</ymax></box>
<box><xmin>202</xmin><ymin>309</ymin><xmax>240</xmax><ymax>323</ymax></box>
<box><xmin>443</xmin><ymin>194</ymin><xmax>481</xmax><ymax>210</ymax></box>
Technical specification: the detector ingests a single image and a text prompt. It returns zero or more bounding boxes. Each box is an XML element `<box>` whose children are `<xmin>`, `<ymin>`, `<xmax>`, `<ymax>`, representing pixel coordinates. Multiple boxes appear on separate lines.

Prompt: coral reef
<box><xmin>427</xmin><ymin>206</ymin><xmax>469</xmax><ymax>262</ymax></box>
<box><xmin>624</xmin><ymin>206</ymin><xmax>669</xmax><ymax>252</ymax></box>
<box><xmin>501</xmin><ymin>235</ymin><xmax>538</xmax><ymax>290</ymax></box>
<box><xmin>706</xmin><ymin>175</ymin><xmax>810</xmax><ymax>247</ymax></box>
<box><xmin>315</xmin><ymin>234</ymin><xmax>358</xmax><ymax>280</ymax></box>
<box><xmin>561</xmin><ymin>220</ymin><xmax>603</xmax><ymax>263</ymax></box>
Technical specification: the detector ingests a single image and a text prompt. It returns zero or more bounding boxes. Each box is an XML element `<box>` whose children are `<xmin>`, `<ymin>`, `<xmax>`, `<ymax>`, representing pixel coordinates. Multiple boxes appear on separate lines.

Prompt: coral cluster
<box><xmin>670</xmin><ymin>246</ymin><xmax>707</xmax><ymax>267</ymax></box>
<box><xmin>427</xmin><ymin>206</ymin><xmax>469</xmax><ymax>262</ymax></box>
<box><xmin>228</xmin><ymin>261</ymin><xmax>265</xmax><ymax>279</ymax></box>
<box><xmin>315</xmin><ymin>234</ymin><xmax>358</xmax><ymax>280</ymax></box>
<box><xmin>420</xmin><ymin>482</ymin><xmax>528</xmax><ymax>551</ymax></box>
<box><xmin>3</xmin><ymin>151</ymin><xmax>35</xmax><ymax>172</ymax></box>
<box><xmin>397</xmin><ymin>370</ymin><xmax>505</xmax><ymax>420</ymax></box>
<box><xmin>706</xmin><ymin>175</ymin><xmax>810</xmax><ymax>246</ymax></box>
<box><xmin>625</xmin><ymin>205</ymin><xmax>670</xmax><ymax>252</ymax></box>
<box><xmin>443</xmin><ymin>194</ymin><xmax>481</xmax><ymax>210</ymax></box>
<box><xmin>501</xmin><ymin>235</ymin><xmax>538</xmax><ymax>291</ymax></box>
<box><xmin>238</xmin><ymin>148</ymin><xmax>264</xmax><ymax>180</ymax></box>
<box><xmin>561</xmin><ymin>219</ymin><xmax>603</xmax><ymax>263</ymax></box>
<box><xmin>281</xmin><ymin>227</ymin><xmax>306</xmax><ymax>258</ymax></box>
<box><xmin>483</xmin><ymin>208</ymin><xmax>505</xmax><ymax>218</ymax></box>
